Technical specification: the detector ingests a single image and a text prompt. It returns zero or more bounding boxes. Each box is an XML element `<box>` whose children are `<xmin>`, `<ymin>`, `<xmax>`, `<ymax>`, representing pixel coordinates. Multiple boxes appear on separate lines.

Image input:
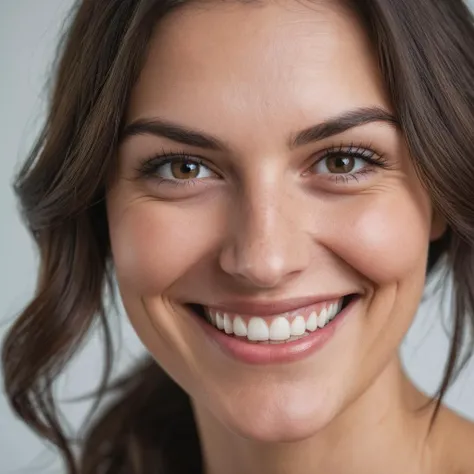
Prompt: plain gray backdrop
<box><xmin>1</xmin><ymin>1</ymin><xmax>474</xmax><ymax>473</ymax></box>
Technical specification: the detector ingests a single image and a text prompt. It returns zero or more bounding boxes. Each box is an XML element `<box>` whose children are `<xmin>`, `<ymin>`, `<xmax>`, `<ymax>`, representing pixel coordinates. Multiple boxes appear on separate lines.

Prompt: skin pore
<box><xmin>106</xmin><ymin>1</ymin><xmax>472</xmax><ymax>473</ymax></box>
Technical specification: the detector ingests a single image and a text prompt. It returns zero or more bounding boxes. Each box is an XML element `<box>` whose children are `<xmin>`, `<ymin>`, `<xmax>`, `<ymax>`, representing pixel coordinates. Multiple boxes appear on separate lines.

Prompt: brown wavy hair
<box><xmin>2</xmin><ymin>0</ymin><xmax>474</xmax><ymax>473</ymax></box>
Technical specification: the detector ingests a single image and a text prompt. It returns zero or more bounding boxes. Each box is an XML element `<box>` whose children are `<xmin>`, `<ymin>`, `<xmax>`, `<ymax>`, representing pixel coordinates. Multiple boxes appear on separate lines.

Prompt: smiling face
<box><xmin>106</xmin><ymin>1</ymin><xmax>443</xmax><ymax>442</ymax></box>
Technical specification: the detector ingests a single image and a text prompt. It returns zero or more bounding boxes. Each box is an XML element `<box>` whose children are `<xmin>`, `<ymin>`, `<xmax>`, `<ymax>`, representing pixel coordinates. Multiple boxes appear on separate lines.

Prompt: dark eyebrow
<box><xmin>121</xmin><ymin>106</ymin><xmax>399</xmax><ymax>151</ymax></box>
<box><xmin>289</xmin><ymin>106</ymin><xmax>399</xmax><ymax>149</ymax></box>
<box><xmin>121</xmin><ymin>118</ymin><xmax>226</xmax><ymax>150</ymax></box>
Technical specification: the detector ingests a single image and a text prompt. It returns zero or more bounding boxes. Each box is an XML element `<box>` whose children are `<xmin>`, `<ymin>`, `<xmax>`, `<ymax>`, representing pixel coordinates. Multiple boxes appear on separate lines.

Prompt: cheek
<box><xmin>107</xmin><ymin>199</ymin><xmax>223</xmax><ymax>295</ymax></box>
<box><xmin>325</xmin><ymin>191</ymin><xmax>432</xmax><ymax>284</ymax></box>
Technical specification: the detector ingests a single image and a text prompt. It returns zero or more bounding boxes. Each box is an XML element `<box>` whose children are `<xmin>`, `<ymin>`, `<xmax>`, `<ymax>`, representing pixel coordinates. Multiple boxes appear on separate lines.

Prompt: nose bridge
<box><xmin>219</xmin><ymin>181</ymin><xmax>310</xmax><ymax>288</ymax></box>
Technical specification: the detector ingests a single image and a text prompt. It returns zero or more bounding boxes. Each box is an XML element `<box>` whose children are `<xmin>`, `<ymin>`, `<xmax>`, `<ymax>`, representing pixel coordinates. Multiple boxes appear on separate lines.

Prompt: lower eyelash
<box><xmin>135</xmin><ymin>143</ymin><xmax>388</xmax><ymax>188</ymax></box>
<box><xmin>330</xmin><ymin>168</ymin><xmax>376</xmax><ymax>184</ymax></box>
<box><xmin>154</xmin><ymin>177</ymin><xmax>199</xmax><ymax>188</ymax></box>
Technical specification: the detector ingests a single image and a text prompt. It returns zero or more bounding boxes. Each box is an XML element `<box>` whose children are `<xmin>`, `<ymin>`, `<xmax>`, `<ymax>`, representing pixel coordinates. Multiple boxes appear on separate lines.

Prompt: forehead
<box><xmin>127</xmin><ymin>1</ymin><xmax>390</xmax><ymax>143</ymax></box>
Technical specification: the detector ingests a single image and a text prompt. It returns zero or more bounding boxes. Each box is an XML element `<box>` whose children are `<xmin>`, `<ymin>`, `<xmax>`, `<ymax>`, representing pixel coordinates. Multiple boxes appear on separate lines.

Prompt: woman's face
<box><xmin>107</xmin><ymin>1</ymin><xmax>443</xmax><ymax>441</ymax></box>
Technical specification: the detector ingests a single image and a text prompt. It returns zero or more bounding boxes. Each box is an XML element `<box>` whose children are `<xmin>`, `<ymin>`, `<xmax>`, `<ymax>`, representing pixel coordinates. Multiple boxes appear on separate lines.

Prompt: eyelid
<box><xmin>315</xmin><ymin>143</ymin><xmax>384</xmax><ymax>162</ymax></box>
<box><xmin>134</xmin><ymin>142</ymin><xmax>390</xmax><ymax>190</ymax></box>
<box><xmin>304</xmin><ymin>143</ymin><xmax>387</xmax><ymax>171</ymax></box>
<box><xmin>135</xmin><ymin>150</ymin><xmax>220</xmax><ymax>179</ymax></box>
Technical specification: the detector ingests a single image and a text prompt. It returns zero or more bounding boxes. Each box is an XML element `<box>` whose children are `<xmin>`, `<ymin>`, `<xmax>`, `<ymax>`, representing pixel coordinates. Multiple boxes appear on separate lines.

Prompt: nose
<box><xmin>219</xmin><ymin>187</ymin><xmax>312</xmax><ymax>289</ymax></box>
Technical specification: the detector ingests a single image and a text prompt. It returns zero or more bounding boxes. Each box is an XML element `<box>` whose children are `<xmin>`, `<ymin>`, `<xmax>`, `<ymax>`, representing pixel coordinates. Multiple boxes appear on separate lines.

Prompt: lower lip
<box><xmin>190</xmin><ymin>297</ymin><xmax>358</xmax><ymax>365</ymax></box>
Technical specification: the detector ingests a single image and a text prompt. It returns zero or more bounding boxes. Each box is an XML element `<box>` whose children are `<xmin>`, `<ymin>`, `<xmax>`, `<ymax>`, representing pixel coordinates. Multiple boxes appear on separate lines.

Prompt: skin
<box><xmin>106</xmin><ymin>1</ymin><xmax>474</xmax><ymax>473</ymax></box>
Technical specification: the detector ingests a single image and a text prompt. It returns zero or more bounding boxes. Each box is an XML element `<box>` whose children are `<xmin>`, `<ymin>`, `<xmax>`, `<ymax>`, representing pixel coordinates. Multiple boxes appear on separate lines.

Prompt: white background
<box><xmin>1</xmin><ymin>1</ymin><xmax>474</xmax><ymax>473</ymax></box>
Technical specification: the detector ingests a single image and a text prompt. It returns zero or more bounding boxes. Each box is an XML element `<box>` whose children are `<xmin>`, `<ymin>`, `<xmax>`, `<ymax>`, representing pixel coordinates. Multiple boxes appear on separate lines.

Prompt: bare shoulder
<box><xmin>433</xmin><ymin>407</ymin><xmax>474</xmax><ymax>474</ymax></box>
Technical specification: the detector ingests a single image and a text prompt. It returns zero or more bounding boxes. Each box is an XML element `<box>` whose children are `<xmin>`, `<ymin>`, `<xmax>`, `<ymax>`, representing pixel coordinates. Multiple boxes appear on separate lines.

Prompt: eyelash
<box><xmin>135</xmin><ymin>143</ymin><xmax>389</xmax><ymax>187</ymax></box>
<box><xmin>310</xmin><ymin>143</ymin><xmax>388</xmax><ymax>184</ymax></box>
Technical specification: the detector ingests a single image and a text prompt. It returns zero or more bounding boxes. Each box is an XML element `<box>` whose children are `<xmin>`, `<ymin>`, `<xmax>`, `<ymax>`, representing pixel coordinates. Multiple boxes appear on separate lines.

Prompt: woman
<box><xmin>2</xmin><ymin>0</ymin><xmax>474</xmax><ymax>472</ymax></box>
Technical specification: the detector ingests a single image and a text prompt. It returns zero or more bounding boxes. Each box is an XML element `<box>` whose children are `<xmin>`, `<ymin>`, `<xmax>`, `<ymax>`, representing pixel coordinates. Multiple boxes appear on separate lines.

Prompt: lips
<box><xmin>188</xmin><ymin>294</ymin><xmax>359</xmax><ymax>364</ymax></box>
<box><xmin>188</xmin><ymin>294</ymin><xmax>355</xmax><ymax>344</ymax></box>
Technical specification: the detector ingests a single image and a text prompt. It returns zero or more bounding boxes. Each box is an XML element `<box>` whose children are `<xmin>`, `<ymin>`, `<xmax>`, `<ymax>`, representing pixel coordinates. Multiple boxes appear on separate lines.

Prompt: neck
<box><xmin>192</xmin><ymin>357</ymin><xmax>436</xmax><ymax>474</ymax></box>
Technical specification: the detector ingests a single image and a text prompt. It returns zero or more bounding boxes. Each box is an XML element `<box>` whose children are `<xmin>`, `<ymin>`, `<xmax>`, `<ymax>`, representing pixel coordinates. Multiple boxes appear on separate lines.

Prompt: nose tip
<box><xmin>220</xmin><ymin>247</ymin><xmax>302</xmax><ymax>288</ymax></box>
<box><xmin>219</xmin><ymin>228</ymin><xmax>311</xmax><ymax>289</ymax></box>
<box><xmin>218</xmin><ymin>187</ymin><xmax>312</xmax><ymax>289</ymax></box>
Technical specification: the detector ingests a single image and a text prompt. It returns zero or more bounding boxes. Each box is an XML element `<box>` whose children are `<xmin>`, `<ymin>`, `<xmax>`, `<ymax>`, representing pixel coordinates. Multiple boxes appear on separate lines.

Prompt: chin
<box><xmin>226</xmin><ymin>412</ymin><xmax>337</xmax><ymax>443</ymax></box>
<box><xmin>210</xmin><ymin>392</ymin><xmax>341</xmax><ymax>443</ymax></box>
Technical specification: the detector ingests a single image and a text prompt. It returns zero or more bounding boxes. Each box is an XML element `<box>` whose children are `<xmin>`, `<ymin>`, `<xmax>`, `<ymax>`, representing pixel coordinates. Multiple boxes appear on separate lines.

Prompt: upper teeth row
<box><xmin>208</xmin><ymin>302</ymin><xmax>341</xmax><ymax>342</ymax></box>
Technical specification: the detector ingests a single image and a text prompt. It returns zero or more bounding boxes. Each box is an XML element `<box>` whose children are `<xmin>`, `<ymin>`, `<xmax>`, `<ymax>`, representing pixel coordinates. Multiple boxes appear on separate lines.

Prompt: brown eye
<box><xmin>313</xmin><ymin>152</ymin><xmax>369</xmax><ymax>177</ymax></box>
<box><xmin>325</xmin><ymin>156</ymin><xmax>355</xmax><ymax>174</ymax></box>
<box><xmin>152</xmin><ymin>158</ymin><xmax>215</xmax><ymax>181</ymax></box>
<box><xmin>171</xmin><ymin>160</ymin><xmax>200</xmax><ymax>179</ymax></box>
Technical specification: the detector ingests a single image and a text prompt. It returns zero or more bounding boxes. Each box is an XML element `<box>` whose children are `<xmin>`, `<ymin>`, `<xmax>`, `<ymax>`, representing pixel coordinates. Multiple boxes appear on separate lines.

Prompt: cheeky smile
<box><xmin>186</xmin><ymin>295</ymin><xmax>359</xmax><ymax>364</ymax></box>
<box><xmin>204</xmin><ymin>298</ymin><xmax>345</xmax><ymax>343</ymax></box>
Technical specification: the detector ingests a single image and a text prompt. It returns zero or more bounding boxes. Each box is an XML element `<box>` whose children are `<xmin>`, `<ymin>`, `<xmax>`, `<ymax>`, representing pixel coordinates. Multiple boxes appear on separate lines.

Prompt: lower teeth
<box><xmin>232</xmin><ymin>331</ymin><xmax>312</xmax><ymax>344</ymax></box>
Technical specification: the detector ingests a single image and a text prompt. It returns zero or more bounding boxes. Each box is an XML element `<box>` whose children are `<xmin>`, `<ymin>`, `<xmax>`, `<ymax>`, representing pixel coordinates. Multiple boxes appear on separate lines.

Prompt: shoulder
<box><xmin>432</xmin><ymin>407</ymin><xmax>474</xmax><ymax>474</ymax></box>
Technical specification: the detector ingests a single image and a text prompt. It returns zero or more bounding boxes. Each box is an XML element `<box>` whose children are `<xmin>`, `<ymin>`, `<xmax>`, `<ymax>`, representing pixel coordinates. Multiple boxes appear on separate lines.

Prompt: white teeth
<box><xmin>291</xmin><ymin>316</ymin><xmax>306</xmax><ymax>336</ymax></box>
<box><xmin>269</xmin><ymin>317</ymin><xmax>291</xmax><ymax>341</ymax></box>
<box><xmin>208</xmin><ymin>299</ymin><xmax>344</xmax><ymax>340</ymax></box>
<box><xmin>233</xmin><ymin>316</ymin><xmax>247</xmax><ymax>337</ymax></box>
<box><xmin>216</xmin><ymin>311</ymin><xmax>225</xmax><ymax>330</ymax></box>
<box><xmin>247</xmin><ymin>317</ymin><xmax>270</xmax><ymax>341</ymax></box>
<box><xmin>306</xmin><ymin>311</ymin><xmax>318</xmax><ymax>332</ymax></box>
<box><xmin>318</xmin><ymin>308</ymin><xmax>328</xmax><ymax>328</ymax></box>
<box><xmin>287</xmin><ymin>332</ymin><xmax>310</xmax><ymax>342</ymax></box>
<box><xmin>224</xmin><ymin>313</ymin><xmax>233</xmax><ymax>334</ymax></box>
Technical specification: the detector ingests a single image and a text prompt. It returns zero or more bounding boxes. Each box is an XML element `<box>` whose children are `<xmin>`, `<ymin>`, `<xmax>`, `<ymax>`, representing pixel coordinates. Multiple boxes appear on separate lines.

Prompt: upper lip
<box><xmin>202</xmin><ymin>294</ymin><xmax>356</xmax><ymax>316</ymax></box>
